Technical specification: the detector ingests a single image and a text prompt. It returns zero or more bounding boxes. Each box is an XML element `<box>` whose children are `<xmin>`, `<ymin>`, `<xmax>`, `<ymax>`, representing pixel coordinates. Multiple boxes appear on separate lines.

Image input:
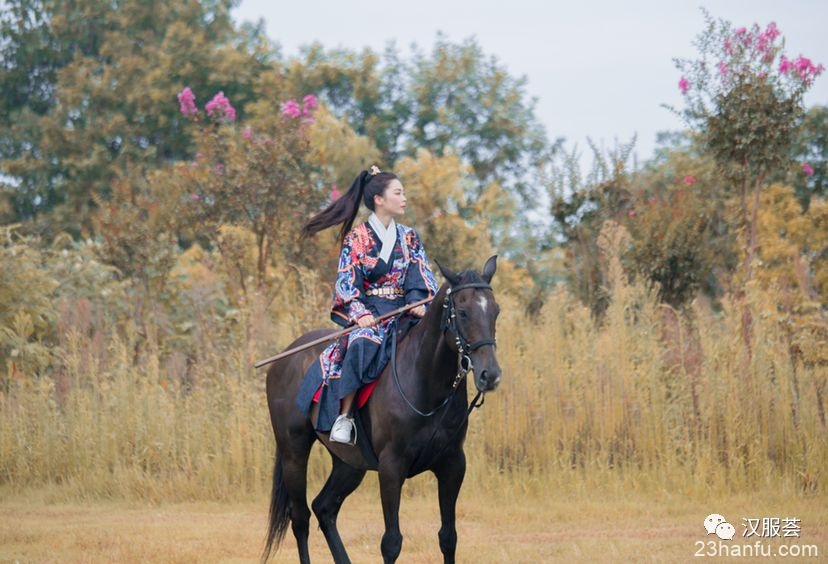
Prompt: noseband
<box><xmin>441</xmin><ymin>282</ymin><xmax>497</xmax><ymax>389</ymax></box>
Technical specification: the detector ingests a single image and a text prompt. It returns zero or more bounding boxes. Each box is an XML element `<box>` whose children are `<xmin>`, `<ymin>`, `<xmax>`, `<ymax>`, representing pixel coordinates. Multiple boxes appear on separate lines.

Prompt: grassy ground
<box><xmin>1</xmin><ymin>483</ymin><xmax>825</xmax><ymax>563</ymax></box>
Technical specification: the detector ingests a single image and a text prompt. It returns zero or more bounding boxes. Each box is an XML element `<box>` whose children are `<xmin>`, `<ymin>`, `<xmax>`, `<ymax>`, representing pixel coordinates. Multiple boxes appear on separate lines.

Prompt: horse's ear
<box><xmin>481</xmin><ymin>255</ymin><xmax>498</xmax><ymax>283</ymax></box>
<box><xmin>434</xmin><ymin>259</ymin><xmax>460</xmax><ymax>286</ymax></box>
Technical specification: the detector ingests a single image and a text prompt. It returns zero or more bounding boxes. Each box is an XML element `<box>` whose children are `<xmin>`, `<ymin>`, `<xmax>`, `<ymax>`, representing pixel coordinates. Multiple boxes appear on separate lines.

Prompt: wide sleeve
<box><xmin>404</xmin><ymin>229</ymin><xmax>439</xmax><ymax>305</ymax></box>
<box><xmin>330</xmin><ymin>231</ymin><xmax>371</xmax><ymax>328</ymax></box>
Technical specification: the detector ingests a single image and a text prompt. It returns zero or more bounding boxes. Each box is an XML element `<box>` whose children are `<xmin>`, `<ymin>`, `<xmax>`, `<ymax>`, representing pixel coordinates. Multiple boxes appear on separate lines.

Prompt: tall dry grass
<box><xmin>1</xmin><ymin>266</ymin><xmax>826</xmax><ymax>503</ymax></box>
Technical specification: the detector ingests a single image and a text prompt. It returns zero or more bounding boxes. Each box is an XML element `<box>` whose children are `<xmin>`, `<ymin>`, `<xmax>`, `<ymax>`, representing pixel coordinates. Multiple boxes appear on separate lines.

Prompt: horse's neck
<box><xmin>408</xmin><ymin>287</ymin><xmax>458</xmax><ymax>396</ymax></box>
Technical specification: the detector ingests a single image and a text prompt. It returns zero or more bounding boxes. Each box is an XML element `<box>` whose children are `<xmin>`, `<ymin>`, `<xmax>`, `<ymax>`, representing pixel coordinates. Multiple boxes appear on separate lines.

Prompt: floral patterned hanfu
<box><xmin>296</xmin><ymin>222</ymin><xmax>438</xmax><ymax>432</ymax></box>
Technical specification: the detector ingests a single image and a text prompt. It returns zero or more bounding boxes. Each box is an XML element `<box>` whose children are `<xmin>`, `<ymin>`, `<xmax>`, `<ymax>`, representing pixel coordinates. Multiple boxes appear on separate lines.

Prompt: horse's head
<box><xmin>434</xmin><ymin>255</ymin><xmax>502</xmax><ymax>393</ymax></box>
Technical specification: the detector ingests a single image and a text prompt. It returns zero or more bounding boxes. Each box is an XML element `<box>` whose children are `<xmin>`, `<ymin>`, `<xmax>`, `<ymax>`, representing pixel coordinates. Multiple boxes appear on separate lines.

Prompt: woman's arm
<box><xmin>331</xmin><ymin>231</ymin><xmax>373</xmax><ymax>327</ymax></box>
<box><xmin>404</xmin><ymin>228</ymin><xmax>439</xmax><ymax>308</ymax></box>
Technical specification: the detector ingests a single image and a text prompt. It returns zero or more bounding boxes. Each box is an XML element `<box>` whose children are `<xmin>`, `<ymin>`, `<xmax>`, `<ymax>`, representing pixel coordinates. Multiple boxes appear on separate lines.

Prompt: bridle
<box><xmin>388</xmin><ymin>280</ymin><xmax>496</xmax><ymax>473</ymax></box>
<box><xmin>391</xmin><ymin>281</ymin><xmax>496</xmax><ymax>417</ymax></box>
<box><xmin>440</xmin><ymin>282</ymin><xmax>497</xmax><ymax>389</ymax></box>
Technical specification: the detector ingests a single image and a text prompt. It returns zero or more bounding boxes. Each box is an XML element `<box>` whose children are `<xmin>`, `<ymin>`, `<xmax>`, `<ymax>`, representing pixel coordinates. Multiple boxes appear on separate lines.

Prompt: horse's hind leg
<box><xmin>282</xmin><ymin>434</ymin><xmax>316</xmax><ymax>564</ymax></box>
<box><xmin>311</xmin><ymin>456</ymin><xmax>366</xmax><ymax>564</ymax></box>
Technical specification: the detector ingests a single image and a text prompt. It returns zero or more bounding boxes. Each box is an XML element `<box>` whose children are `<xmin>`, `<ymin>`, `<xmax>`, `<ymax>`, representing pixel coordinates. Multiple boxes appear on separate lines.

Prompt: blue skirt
<box><xmin>296</xmin><ymin>320</ymin><xmax>396</xmax><ymax>432</ymax></box>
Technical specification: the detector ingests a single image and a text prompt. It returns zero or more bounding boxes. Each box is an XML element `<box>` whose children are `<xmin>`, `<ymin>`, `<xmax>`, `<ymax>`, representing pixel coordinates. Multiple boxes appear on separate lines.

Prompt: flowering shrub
<box><xmin>177</xmin><ymin>87</ymin><xmax>197</xmax><ymax>117</ymax></box>
<box><xmin>204</xmin><ymin>91</ymin><xmax>236</xmax><ymax>122</ymax></box>
<box><xmin>673</xmin><ymin>13</ymin><xmax>823</xmax><ymax>187</ymax></box>
<box><xmin>671</xmin><ymin>10</ymin><xmax>824</xmax><ymax>283</ymax></box>
<box><xmin>281</xmin><ymin>94</ymin><xmax>318</xmax><ymax>124</ymax></box>
<box><xmin>170</xmin><ymin>89</ymin><xmax>324</xmax><ymax>299</ymax></box>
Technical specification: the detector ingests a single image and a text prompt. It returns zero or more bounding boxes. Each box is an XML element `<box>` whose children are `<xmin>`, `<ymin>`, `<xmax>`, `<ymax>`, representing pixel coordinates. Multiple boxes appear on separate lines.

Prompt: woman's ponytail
<box><xmin>302</xmin><ymin>169</ymin><xmax>399</xmax><ymax>242</ymax></box>
<box><xmin>302</xmin><ymin>170</ymin><xmax>371</xmax><ymax>241</ymax></box>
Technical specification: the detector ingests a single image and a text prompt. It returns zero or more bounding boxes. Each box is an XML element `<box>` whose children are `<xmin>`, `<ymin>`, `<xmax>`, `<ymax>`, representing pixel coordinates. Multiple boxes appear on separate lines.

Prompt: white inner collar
<box><xmin>368</xmin><ymin>212</ymin><xmax>397</xmax><ymax>264</ymax></box>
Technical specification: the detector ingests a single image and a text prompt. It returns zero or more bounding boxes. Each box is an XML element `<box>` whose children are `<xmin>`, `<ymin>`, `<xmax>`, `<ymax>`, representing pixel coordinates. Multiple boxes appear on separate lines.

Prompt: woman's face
<box><xmin>374</xmin><ymin>179</ymin><xmax>407</xmax><ymax>217</ymax></box>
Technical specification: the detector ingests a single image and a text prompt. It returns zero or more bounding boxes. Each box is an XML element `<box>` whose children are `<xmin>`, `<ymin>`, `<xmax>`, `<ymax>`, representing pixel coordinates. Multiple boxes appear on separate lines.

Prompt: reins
<box><xmin>391</xmin><ymin>281</ymin><xmax>495</xmax><ymax>415</ymax></box>
<box><xmin>390</xmin><ymin>281</ymin><xmax>495</xmax><ymax>473</ymax></box>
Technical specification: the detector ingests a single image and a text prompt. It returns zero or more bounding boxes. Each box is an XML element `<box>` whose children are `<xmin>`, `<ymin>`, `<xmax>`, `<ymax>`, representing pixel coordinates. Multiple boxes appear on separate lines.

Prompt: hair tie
<box><xmin>369</xmin><ymin>165</ymin><xmax>381</xmax><ymax>176</ymax></box>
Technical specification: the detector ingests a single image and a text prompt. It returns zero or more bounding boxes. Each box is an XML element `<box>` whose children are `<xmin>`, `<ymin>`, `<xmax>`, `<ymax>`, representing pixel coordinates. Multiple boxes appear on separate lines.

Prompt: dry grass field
<box><xmin>2</xmin><ymin>483</ymin><xmax>826</xmax><ymax>563</ymax></box>
<box><xmin>2</xmin><ymin>264</ymin><xmax>826</xmax><ymax>562</ymax></box>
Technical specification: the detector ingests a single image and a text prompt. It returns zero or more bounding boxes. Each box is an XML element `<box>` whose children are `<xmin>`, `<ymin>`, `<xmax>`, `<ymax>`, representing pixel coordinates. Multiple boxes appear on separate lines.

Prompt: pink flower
<box><xmin>723</xmin><ymin>39</ymin><xmax>733</xmax><ymax>55</ymax></box>
<box><xmin>788</xmin><ymin>55</ymin><xmax>825</xmax><ymax>84</ymax></box>
<box><xmin>628</xmin><ymin>209</ymin><xmax>636</xmax><ymax>218</ymax></box>
<box><xmin>213</xmin><ymin>163</ymin><xmax>224</xmax><ymax>175</ymax></box>
<box><xmin>302</xmin><ymin>94</ymin><xmax>318</xmax><ymax>114</ymax></box>
<box><xmin>678</xmin><ymin>76</ymin><xmax>690</xmax><ymax>94</ymax></box>
<box><xmin>192</xmin><ymin>193</ymin><xmax>200</xmax><ymax>201</ymax></box>
<box><xmin>242</xmin><ymin>126</ymin><xmax>253</xmax><ymax>140</ymax></box>
<box><xmin>683</xmin><ymin>175</ymin><xmax>696</xmax><ymax>186</ymax></box>
<box><xmin>794</xmin><ymin>56</ymin><xmax>812</xmax><ymax>73</ymax></box>
<box><xmin>763</xmin><ymin>22</ymin><xmax>780</xmax><ymax>42</ymax></box>
<box><xmin>205</xmin><ymin>91</ymin><xmax>236</xmax><ymax>122</ymax></box>
<box><xmin>718</xmin><ymin>62</ymin><xmax>728</xmax><ymax>77</ymax></box>
<box><xmin>735</xmin><ymin>27</ymin><xmax>746</xmax><ymax>36</ymax></box>
<box><xmin>779</xmin><ymin>55</ymin><xmax>792</xmax><ymax>74</ymax></box>
<box><xmin>281</xmin><ymin>99</ymin><xmax>301</xmax><ymax>119</ymax></box>
<box><xmin>330</xmin><ymin>184</ymin><xmax>341</xmax><ymax>201</ymax></box>
<box><xmin>177</xmin><ymin>87</ymin><xmax>197</xmax><ymax>116</ymax></box>
<box><xmin>802</xmin><ymin>163</ymin><xmax>814</xmax><ymax>177</ymax></box>
<box><xmin>757</xmin><ymin>22</ymin><xmax>779</xmax><ymax>54</ymax></box>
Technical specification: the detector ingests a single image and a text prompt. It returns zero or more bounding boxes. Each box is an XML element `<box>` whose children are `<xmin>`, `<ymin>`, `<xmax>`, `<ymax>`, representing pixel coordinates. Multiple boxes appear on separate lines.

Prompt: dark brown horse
<box><xmin>262</xmin><ymin>256</ymin><xmax>502</xmax><ymax>563</ymax></box>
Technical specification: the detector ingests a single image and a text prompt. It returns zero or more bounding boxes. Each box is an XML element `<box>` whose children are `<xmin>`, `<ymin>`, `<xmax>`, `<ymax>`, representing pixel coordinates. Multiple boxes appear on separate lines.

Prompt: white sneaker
<box><xmin>330</xmin><ymin>414</ymin><xmax>356</xmax><ymax>445</ymax></box>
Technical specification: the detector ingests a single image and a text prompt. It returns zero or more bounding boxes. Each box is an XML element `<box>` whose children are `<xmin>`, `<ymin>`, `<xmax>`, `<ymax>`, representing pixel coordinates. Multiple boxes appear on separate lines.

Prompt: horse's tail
<box><xmin>262</xmin><ymin>451</ymin><xmax>291</xmax><ymax>562</ymax></box>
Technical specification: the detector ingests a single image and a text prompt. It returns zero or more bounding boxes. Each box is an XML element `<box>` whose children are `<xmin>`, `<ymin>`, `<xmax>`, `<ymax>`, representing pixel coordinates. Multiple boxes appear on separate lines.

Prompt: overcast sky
<box><xmin>232</xmin><ymin>0</ymin><xmax>827</xmax><ymax>167</ymax></box>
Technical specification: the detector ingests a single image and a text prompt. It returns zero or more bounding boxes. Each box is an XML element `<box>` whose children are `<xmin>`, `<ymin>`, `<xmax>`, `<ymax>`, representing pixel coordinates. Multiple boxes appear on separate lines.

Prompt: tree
<box><xmin>545</xmin><ymin>140</ymin><xmax>639</xmax><ymax>316</ymax></box>
<box><xmin>671</xmin><ymin>11</ymin><xmax>824</xmax><ymax>284</ymax></box>
<box><xmin>162</xmin><ymin>90</ymin><xmax>324</xmax><ymax>304</ymax></box>
<box><xmin>0</xmin><ymin>0</ymin><xmax>271</xmax><ymax>234</ymax></box>
<box><xmin>624</xmin><ymin>138</ymin><xmax>737</xmax><ymax>307</ymax></box>
<box><xmin>283</xmin><ymin>36</ymin><xmax>550</xmax><ymax>201</ymax></box>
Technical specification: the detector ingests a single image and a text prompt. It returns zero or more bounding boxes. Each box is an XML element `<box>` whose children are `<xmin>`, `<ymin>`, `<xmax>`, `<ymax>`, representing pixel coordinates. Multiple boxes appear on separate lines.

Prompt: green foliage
<box><xmin>0</xmin><ymin>0</ymin><xmax>271</xmax><ymax>234</ymax></box>
<box><xmin>166</xmin><ymin>97</ymin><xmax>327</xmax><ymax>301</ymax></box>
<box><xmin>0</xmin><ymin>229</ymin><xmax>58</xmax><ymax>377</ymax></box>
<box><xmin>624</xmin><ymin>188</ymin><xmax>716</xmax><ymax>307</ymax></box>
<box><xmin>284</xmin><ymin>35</ymin><xmax>550</xmax><ymax>204</ymax></box>
<box><xmin>672</xmin><ymin>11</ymin><xmax>820</xmax><ymax>189</ymax></box>
<box><xmin>0</xmin><ymin>228</ymin><xmax>127</xmax><ymax>379</ymax></box>
<box><xmin>546</xmin><ymin>142</ymin><xmax>636</xmax><ymax>316</ymax></box>
<box><xmin>786</xmin><ymin>105</ymin><xmax>828</xmax><ymax>207</ymax></box>
<box><xmin>92</xmin><ymin>176</ymin><xmax>183</xmax><ymax>298</ymax></box>
<box><xmin>671</xmin><ymin>9</ymin><xmax>824</xmax><ymax>292</ymax></box>
<box><xmin>625</xmin><ymin>139</ymin><xmax>737</xmax><ymax>306</ymax></box>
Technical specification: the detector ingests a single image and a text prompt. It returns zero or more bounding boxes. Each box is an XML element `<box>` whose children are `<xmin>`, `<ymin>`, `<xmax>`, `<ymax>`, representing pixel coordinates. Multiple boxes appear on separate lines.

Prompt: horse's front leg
<box><xmin>378</xmin><ymin>456</ymin><xmax>407</xmax><ymax>563</ymax></box>
<box><xmin>432</xmin><ymin>450</ymin><xmax>466</xmax><ymax>564</ymax></box>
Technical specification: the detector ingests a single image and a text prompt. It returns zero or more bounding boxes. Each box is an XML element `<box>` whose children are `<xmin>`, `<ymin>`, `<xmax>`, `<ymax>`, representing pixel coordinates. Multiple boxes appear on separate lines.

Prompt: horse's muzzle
<box><xmin>477</xmin><ymin>367</ymin><xmax>502</xmax><ymax>392</ymax></box>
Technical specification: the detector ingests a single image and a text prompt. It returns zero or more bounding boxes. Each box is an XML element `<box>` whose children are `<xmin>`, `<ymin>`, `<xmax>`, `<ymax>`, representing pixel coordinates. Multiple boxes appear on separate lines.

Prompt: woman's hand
<box><xmin>409</xmin><ymin>305</ymin><xmax>426</xmax><ymax>318</ymax></box>
<box><xmin>356</xmin><ymin>314</ymin><xmax>376</xmax><ymax>328</ymax></box>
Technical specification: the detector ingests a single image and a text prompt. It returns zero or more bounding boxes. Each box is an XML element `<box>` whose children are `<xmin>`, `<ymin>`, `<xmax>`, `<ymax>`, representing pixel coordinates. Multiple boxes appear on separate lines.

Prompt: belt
<box><xmin>366</xmin><ymin>287</ymin><xmax>404</xmax><ymax>298</ymax></box>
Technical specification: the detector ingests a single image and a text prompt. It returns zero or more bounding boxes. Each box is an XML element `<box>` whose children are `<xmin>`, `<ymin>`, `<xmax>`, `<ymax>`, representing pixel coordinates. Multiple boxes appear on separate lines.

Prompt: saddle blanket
<box><xmin>312</xmin><ymin>379</ymin><xmax>379</xmax><ymax>409</ymax></box>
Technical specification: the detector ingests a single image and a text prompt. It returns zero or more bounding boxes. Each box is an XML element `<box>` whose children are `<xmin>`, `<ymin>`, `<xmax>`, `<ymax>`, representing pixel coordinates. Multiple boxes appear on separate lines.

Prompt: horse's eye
<box><xmin>458</xmin><ymin>309</ymin><xmax>468</xmax><ymax>318</ymax></box>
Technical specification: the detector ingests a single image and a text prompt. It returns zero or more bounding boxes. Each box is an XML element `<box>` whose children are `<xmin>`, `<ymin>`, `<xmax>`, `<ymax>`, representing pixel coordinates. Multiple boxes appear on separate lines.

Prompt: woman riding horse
<box><xmin>296</xmin><ymin>166</ymin><xmax>439</xmax><ymax>444</ymax></box>
<box><xmin>262</xmin><ymin>166</ymin><xmax>502</xmax><ymax>563</ymax></box>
